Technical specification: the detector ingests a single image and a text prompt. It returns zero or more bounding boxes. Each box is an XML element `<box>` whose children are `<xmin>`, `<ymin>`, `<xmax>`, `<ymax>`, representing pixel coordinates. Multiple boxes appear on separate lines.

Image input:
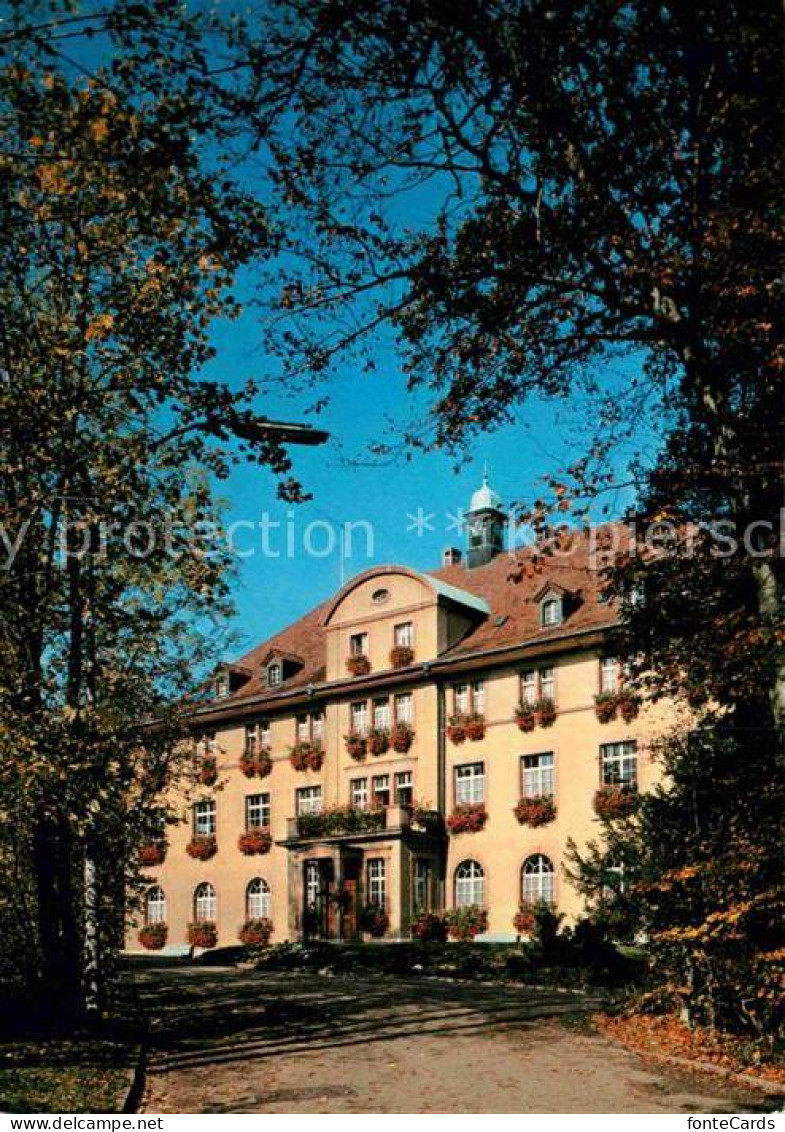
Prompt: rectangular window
<box><xmin>193</xmin><ymin>799</ymin><xmax>216</xmax><ymax>836</ymax></box>
<box><xmin>311</xmin><ymin>711</ymin><xmax>324</xmax><ymax>741</ymax></box>
<box><xmin>394</xmin><ymin>622</ymin><xmax>413</xmax><ymax>648</ymax></box>
<box><xmin>520</xmin><ymin>671</ymin><xmax>537</xmax><ymax>705</ymax></box>
<box><xmin>260</xmin><ymin>719</ymin><xmax>271</xmax><ymax>746</ymax></box>
<box><xmin>372</xmin><ymin>774</ymin><xmax>390</xmax><ymax>807</ymax></box>
<box><xmin>601</xmin><ymin>741</ymin><xmax>638</xmax><ymax>787</ymax></box>
<box><xmin>540</xmin><ymin>667</ymin><xmax>555</xmax><ymax>701</ymax></box>
<box><xmin>394</xmin><ymin>692</ymin><xmax>414</xmax><ymax>723</ymax></box>
<box><xmin>455</xmin><ymin>762</ymin><xmax>485</xmax><ymax>805</ymax></box>
<box><xmin>349</xmin><ymin>632</ymin><xmax>368</xmax><ymax>656</ymax></box>
<box><xmin>244</xmin><ymin>724</ymin><xmax>257</xmax><ymax>754</ymax></box>
<box><xmin>296</xmin><ymin>786</ymin><xmax>323</xmax><ymax>816</ymax></box>
<box><xmin>600</xmin><ymin>657</ymin><xmax>619</xmax><ymax>694</ymax></box>
<box><xmin>296</xmin><ymin>714</ymin><xmax>309</xmax><ymax>741</ymax></box>
<box><xmin>522</xmin><ymin>753</ymin><xmax>555</xmax><ymax>798</ymax></box>
<box><xmin>350</xmin><ymin>778</ymin><xmax>368</xmax><ymax>810</ymax></box>
<box><xmin>367</xmin><ymin>858</ymin><xmax>386</xmax><ymax>908</ymax></box>
<box><xmin>268</xmin><ymin>663</ymin><xmax>282</xmax><ymax>686</ymax></box>
<box><xmin>472</xmin><ymin>679</ymin><xmax>485</xmax><ymax>715</ymax></box>
<box><xmin>246</xmin><ymin>792</ymin><xmax>270</xmax><ymax>830</ymax></box>
<box><xmin>413</xmin><ymin>858</ymin><xmax>430</xmax><ymax>913</ymax></box>
<box><xmin>350</xmin><ymin>700</ymin><xmax>369</xmax><ymax>736</ymax></box>
<box><xmin>454</xmin><ymin>682</ymin><xmax>470</xmax><ymax>714</ymax></box>
<box><xmin>373</xmin><ymin>697</ymin><xmax>391</xmax><ymax>730</ymax></box>
<box><xmin>395</xmin><ymin>770</ymin><xmax>413</xmax><ymax>806</ymax></box>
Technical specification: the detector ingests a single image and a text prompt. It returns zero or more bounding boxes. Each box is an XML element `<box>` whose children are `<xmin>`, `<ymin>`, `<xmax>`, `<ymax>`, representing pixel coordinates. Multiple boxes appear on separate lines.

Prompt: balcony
<box><xmin>284</xmin><ymin>804</ymin><xmax>443</xmax><ymax>844</ymax></box>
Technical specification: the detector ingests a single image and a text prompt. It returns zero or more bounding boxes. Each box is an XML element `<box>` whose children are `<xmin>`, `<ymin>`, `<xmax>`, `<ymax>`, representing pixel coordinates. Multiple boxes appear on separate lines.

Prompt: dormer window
<box><xmin>215</xmin><ymin>673</ymin><xmax>229</xmax><ymax>699</ymax></box>
<box><xmin>541</xmin><ymin>597</ymin><xmax>562</xmax><ymax>627</ymax></box>
<box><xmin>267</xmin><ymin>663</ymin><xmax>282</xmax><ymax>687</ymax></box>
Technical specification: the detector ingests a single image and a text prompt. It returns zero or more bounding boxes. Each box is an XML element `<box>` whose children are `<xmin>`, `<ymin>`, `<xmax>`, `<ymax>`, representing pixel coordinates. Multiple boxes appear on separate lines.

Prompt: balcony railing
<box><xmin>286</xmin><ymin>804</ymin><xmax>443</xmax><ymax>841</ymax></box>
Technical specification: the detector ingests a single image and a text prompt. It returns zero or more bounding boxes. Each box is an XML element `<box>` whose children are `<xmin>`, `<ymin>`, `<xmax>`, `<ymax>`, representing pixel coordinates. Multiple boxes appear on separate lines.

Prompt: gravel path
<box><xmin>133</xmin><ymin>964</ymin><xmax>773</xmax><ymax>1114</ymax></box>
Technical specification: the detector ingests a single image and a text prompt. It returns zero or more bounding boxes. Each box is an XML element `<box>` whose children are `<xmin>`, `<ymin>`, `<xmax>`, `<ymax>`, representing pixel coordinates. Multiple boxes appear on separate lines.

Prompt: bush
<box><xmin>358</xmin><ymin>904</ymin><xmax>389</xmax><ymax>937</ymax></box>
<box><xmin>445</xmin><ymin>905</ymin><xmax>487</xmax><ymax>941</ymax></box>
<box><xmin>411</xmin><ymin>911</ymin><xmax>448</xmax><ymax>942</ymax></box>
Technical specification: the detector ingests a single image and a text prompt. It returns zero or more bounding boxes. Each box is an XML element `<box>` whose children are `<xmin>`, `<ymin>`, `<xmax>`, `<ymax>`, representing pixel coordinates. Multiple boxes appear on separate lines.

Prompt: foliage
<box><xmin>240</xmin><ymin>749</ymin><xmax>272</xmax><ymax>779</ymax></box>
<box><xmin>514</xmin><ymin>795</ymin><xmax>556</xmax><ymax>828</ymax></box>
<box><xmin>137</xmin><ymin>842</ymin><xmax>166</xmax><ymax>868</ymax></box>
<box><xmin>289</xmin><ymin>741</ymin><xmax>323</xmax><ymax>772</ymax></box>
<box><xmin>534</xmin><ymin>698</ymin><xmax>557</xmax><ymax>727</ymax></box>
<box><xmin>389</xmin><ymin>645</ymin><xmax>414</xmax><ymax>668</ymax></box>
<box><xmin>390</xmin><ymin>721</ymin><xmax>414</xmax><ymax>752</ymax></box>
<box><xmin>594</xmin><ymin>693</ymin><xmax>619</xmax><ymax>724</ymax></box>
<box><xmin>514</xmin><ymin>704</ymin><xmax>536</xmax><ymax>732</ymax></box>
<box><xmin>446</xmin><ymin>803</ymin><xmax>487</xmax><ymax>834</ymax></box>
<box><xmin>447</xmin><ymin>714</ymin><xmax>485</xmax><ymax>743</ymax></box>
<box><xmin>358</xmin><ymin>904</ymin><xmax>389</xmax><ymax>937</ymax></box>
<box><xmin>185</xmin><ymin>835</ymin><xmax>217</xmax><ymax>861</ymax></box>
<box><xmin>237</xmin><ymin>828</ymin><xmax>272</xmax><ymax>855</ymax></box>
<box><xmin>346</xmin><ymin>655</ymin><xmax>371</xmax><ymax>676</ymax></box>
<box><xmin>410</xmin><ymin>911</ymin><xmax>447</xmax><ymax>942</ymax></box>
<box><xmin>296</xmin><ymin>805</ymin><xmax>384</xmax><ymax>839</ymax></box>
<box><xmin>344</xmin><ymin>732</ymin><xmax>367</xmax><ymax>761</ymax></box>
<box><xmin>137</xmin><ymin>923</ymin><xmax>167</xmax><ymax>951</ymax></box>
<box><xmin>238</xmin><ymin>917</ymin><xmax>274</xmax><ymax>947</ymax></box>
<box><xmin>198</xmin><ymin>757</ymin><xmax>217</xmax><ymax>786</ymax></box>
<box><xmin>593</xmin><ymin>785</ymin><xmax>639</xmax><ymax>820</ymax></box>
<box><xmin>366</xmin><ymin>727</ymin><xmax>390</xmax><ymax>756</ymax></box>
<box><xmin>445</xmin><ymin>905</ymin><xmax>488</xmax><ymax>941</ymax></box>
<box><xmin>187</xmin><ymin>922</ymin><xmax>217</xmax><ymax>950</ymax></box>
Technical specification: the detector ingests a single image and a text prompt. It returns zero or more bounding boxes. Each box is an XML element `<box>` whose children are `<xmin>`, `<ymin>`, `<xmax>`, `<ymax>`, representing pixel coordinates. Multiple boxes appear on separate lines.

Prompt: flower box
<box><xmin>515</xmin><ymin>704</ymin><xmax>536</xmax><ymax>732</ymax></box>
<box><xmin>593</xmin><ymin>784</ymin><xmax>638</xmax><ymax>820</ymax></box>
<box><xmin>391</xmin><ymin>721</ymin><xmax>414</xmax><ymax>752</ymax></box>
<box><xmin>186</xmin><ymin>834</ymin><xmax>217</xmax><ymax>860</ymax></box>
<box><xmin>367</xmin><ymin>727</ymin><xmax>390</xmax><ymax>756</ymax></box>
<box><xmin>534</xmin><ymin>697</ymin><xmax>557</xmax><ymax>728</ymax></box>
<box><xmin>138</xmin><ymin>923</ymin><xmax>167</xmax><ymax>950</ymax></box>
<box><xmin>464</xmin><ymin>714</ymin><xmax>486</xmax><ymax>741</ymax></box>
<box><xmin>345</xmin><ymin>732</ymin><xmax>367</xmax><ymax>761</ymax></box>
<box><xmin>512</xmin><ymin>904</ymin><xmax>536</xmax><ymax>935</ymax></box>
<box><xmin>446</xmin><ymin>716</ymin><xmax>466</xmax><ymax>743</ymax></box>
<box><xmin>237</xmin><ymin>827</ymin><xmax>272</xmax><ymax>855</ymax></box>
<box><xmin>188</xmin><ymin>921</ymin><xmax>217</xmax><ymax>949</ymax></box>
<box><xmin>594</xmin><ymin>692</ymin><xmax>618</xmax><ymax>723</ymax></box>
<box><xmin>358</xmin><ymin>903</ymin><xmax>389</xmax><ymax>938</ymax></box>
<box><xmin>389</xmin><ymin>644</ymin><xmax>414</xmax><ymax>668</ymax></box>
<box><xmin>411</xmin><ymin>911</ymin><xmax>447</xmax><ymax>942</ymax></box>
<box><xmin>297</xmin><ymin>805</ymin><xmax>385</xmax><ymax>839</ymax></box>
<box><xmin>618</xmin><ymin>691</ymin><xmax>640</xmax><ymax>722</ymax></box>
<box><xmin>446</xmin><ymin>802</ymin><xmax>487</xmax><ymax>834</ymax></box>
<box><xmin>514</xmin><ymin>795</ymin><xmax>557</xmax><ymax>827</ymax></box>
<box><xmin>239</xmin><ymin>917</ymin><xmax>274</xmax><ymax>947</ymax></box>
<box><xmin>346</xmin><ymin>654</ymin><xmax>371</xmax><ymax>677</ymax></box>
<box><xmin>445</xmin><ymin>905</ymin><xmax>488</xmax><ymax>941</ymax></box>
<box><xmin>289</xmin><ymin>741</ymin><xmax>323</xmax><ymax>772</ymax></box>
<box><xmin>199</xmin><ymin>756</ymin><xmax>217</xmax><ymax>785</ymax></box>
<box><xmin>138</xmin><ymin>842</ymin><xmax>166</xmax><ymax>867</ymax></box>
<box><xmin>241</xmin><ymin>748</ymin><xmax>273</xmax><ymax>778</ymax></box>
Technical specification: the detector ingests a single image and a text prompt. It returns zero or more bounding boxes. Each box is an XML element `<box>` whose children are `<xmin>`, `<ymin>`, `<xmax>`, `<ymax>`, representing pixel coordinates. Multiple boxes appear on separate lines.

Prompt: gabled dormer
<box><xmin>213</xmin><ymin>662</ymin><xmax>252</xmax><ymax>699</ymax></box>
<box><xmin>261</xmin><ymin>649</ymin><xmax>304</xmax><ymax>689</ymax></box>
<box><xmin>532</xmin><ymin>582</ymin><xmax>580</xmax><ymax>628</ymax></box>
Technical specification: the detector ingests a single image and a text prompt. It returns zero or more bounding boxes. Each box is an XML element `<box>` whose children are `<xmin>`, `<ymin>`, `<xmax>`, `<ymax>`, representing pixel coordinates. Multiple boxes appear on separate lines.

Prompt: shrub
<box><xmin>534</xmin><ymin>697</ymin><xmax>557</xmax><ymax>727</ymax></box>
<box><xmin>593</xmin><ymin>784</ymin><xmax>638</xmax><ymax>819</ymax></box>
<box><xmin>239</xmin><ymin>917</ymin><xmax>274</xmax><ymax>947</ymax></box>
<box><xmin>367</xmin><ymin>727</ymin><xmax>390</xmax><ymax>755</ymax></box>
<box><xmin>390</xmin><ymin>644</ymin><xmax>414</xmax><ymax>668</ymax></box>
<box><xmin>594</xmin><ymin>692</ymin><xmax>618</xmax><ymax>723</ymax></box>
<box><xmin>237</xmin><ymin>827</ymin><xmax>272</xmax><ymax>855</ymax></box>
<box><xmin>514</xmin><ymin>795</ymin><xmax>556</xmax><ymax>827</ymax></box>
<box><xmin>188</xmin><ymin>921</ymin><xmax>217</xmax><ymax>949</ymax></box>
<box><xmin>186</xmin><ymin>834</ymin><xmax>217</xmax><ymax>860</ymax></box>
<box><xmin>410</xmin><ymin>911</ymin><xmax>448</xmax><ymax>942</ymax></box>
<box><xmin>199</xmin><ymin>756</ymin><xmax>217</xmax><ymax>785</ymax></box>
<box><xmin>138</xmin><ymin>841</ymin><xmax>166</xmax><ymax>867</ymax></box>
<box><xmin>290</xmin><ymin>741</ymin><xmax>323</xmax><ymax>771</ymax></box>
<box><xmin>138</xmin><ymin>923</ymin><xmax>167</xmax><ymax>950</ymax></box>
<box><xmin>445</xmin><ymin>905</ymin><xmax>488</xmax><ymax>941</ymax></box>
<box><xmin>391</xmin><ymin>721</ymin><xmax>414</xmax><ymax>752</ymax></box>
<box><xmin>446</xmin><ymin>802</ymin><xmax>487</xmax><ymax>834</ymax></box>
<box><xmin>345</xmin><ymin>732</ymin><xmax>367</xmax><ymax>760</ymax></box>
<box><xmin>346</xmin><ymin>654</ymin><xmax>371</xmax><ymax>676</ymax></box>
<box><xmin>515</xmin><ymin>703</ymin><xmax>536</xmax><ymax>732</ymax></box>
<box><xmin>358</xmin><ymin>903</ymin><xmax>389</xmax><ymax>937</ymax></box>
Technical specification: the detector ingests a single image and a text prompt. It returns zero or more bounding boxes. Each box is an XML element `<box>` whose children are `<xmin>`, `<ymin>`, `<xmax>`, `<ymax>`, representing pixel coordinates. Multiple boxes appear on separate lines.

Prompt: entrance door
<box><xmin>303</xmin><ymin>859</ymin><xmax>333</xmax><ymax>939</ymax></box>
<box><xmin>340</xmin><ymin>856</ymin><xmax>361</xmax><ymax>940</ymax></box>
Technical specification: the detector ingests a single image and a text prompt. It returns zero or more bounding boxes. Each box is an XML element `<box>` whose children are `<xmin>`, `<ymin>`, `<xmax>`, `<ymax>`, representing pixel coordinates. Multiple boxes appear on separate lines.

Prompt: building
<box><xmin>129</xmin><ymin>475</ymin><xmax>673</xmax><ymax>952</ymax></box>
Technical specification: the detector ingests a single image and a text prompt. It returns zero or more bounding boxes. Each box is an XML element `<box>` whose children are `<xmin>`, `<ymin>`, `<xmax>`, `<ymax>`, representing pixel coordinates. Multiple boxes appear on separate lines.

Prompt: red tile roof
<box><xmin>209</xmin><ymin>528</ymin><xmax>619</xmax><ymax>714</ymax></box>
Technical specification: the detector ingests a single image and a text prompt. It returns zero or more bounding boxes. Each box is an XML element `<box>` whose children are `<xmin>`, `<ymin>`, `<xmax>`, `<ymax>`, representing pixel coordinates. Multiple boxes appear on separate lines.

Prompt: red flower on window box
<box><xmin>237</xmin><ymin>827</ymin><xmax>272</xmax><ymax>855</ymax></box>
<box><xmin>617</xmin><ymin>690</ymin><xmax>641</xmax><ymax>722</ymax></box>
<box><xmin>411</xmin><ymin>911</ymin><xmax>447</xmax><ymax>942</ymax></box>
<box><xmin>514</xmin><ymin>795</ymin><xmax>557</xmax><ymax>827</ymax></box>
<box><xmin>198</xmin><ymin>756</ymin><xmax>217</xmax><ymax>785</ymax></box>
<box><xmin>346</xmin><ymin>654</ymin><xmax>371</xmax><ymax>676</ymax></box>
<box><xmin>446</xmin><ymin>802</ymin><xmax>487</xmax><ymax>834</ymax></box>
<box><xmin>138</xmin><ymin>923</ymin><xmax>168</xmax><ymax>950</ymax></box>
<box><xmin>345</xmin><ymin>732</ymin><xmax>367</xmax><ymax>761</ymax></box>
<box><xmin>290</xmin><ymin>741</ymin><xmax>323</xmax><ymax>772</ymax></box>
<box><xmin>188</xmin><ymin>921</ymin><xmax>217</xmax><ymax>949</ymax></box>
<box><xmin>138</xmin><ymin>842</ymin><xmax>166</xmax><ymax>867</ymax></box>
<box><xmin>389</xmin><ymin>644</ymin><xmax>414</xmax><ymax>668</ymax></box>
<box><xmin>593</xmin><ymin>784</ymin><xmax>638</xmax><ymax>820</ymax></box>
<box><xmin>464</xmin><ymin>714</ymin><xmax>486</xmax><ymax>741</ymax></box>
<box><xmin>445</xmin><ymin>905</ymin><xmax>488</xmax><ymax>941</ymax></box>
<box><xmin>239</xmin><ymin>917</ymin><xmax>274</xmax><ymax>947</ymax></box>
<box><xmin>186</xmin><ymin>834</ymin><xmax>217</xmax><ymax>860</ymax></box>
<box><xmin>367</xmin><ymin>727</ymin><xmax>390</xmax><ymax>756</ymax></box>
<box><xmin>241</xmin><ymin>748</ymin><xmax>273</xmax><ymax>778</ymax></box>
<box><xmin>594</xmin><ymin>692</ymin><xmax>618</xmax><ymax>723</ymax></box>
<box><xmin>446</xmin><ymin>716</ymin><xmax>467</xmax><ymax>743</ymax></box>
<box><xmin>512</xmin><ymin>903</ymin><xmax>536</xmax><ymax>936</ymax></box>
<box><xmin>358</xmin><ymin>903</ymin><xmax>389</xmax><ymax>937</ymax></box>
<box><xmin>391</xmin><ymin>721</ymin><xmax>414</xmax><ymax>753</ymax></box>
<box><xmin>515</xmin><ymin>703</ymin><xmax>536</xmax><ymax>732</ymax></box>
<box><xmin>534</xmin><ymin>698</ymin><xmax>557</xmax><ymax>728</ymax></box>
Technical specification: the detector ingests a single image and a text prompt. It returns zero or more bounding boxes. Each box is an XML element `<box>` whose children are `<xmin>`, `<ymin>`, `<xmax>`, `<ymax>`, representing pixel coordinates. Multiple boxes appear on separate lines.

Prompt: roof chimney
<box><xmin>442</xmin><ymin>546</ymin><xmax>462</xmax><ymax>567</ymax></box>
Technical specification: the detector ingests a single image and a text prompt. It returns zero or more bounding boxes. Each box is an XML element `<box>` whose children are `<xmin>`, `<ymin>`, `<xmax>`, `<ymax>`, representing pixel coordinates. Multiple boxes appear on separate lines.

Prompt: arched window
<box><xmin>145</xmin><ymin>886</ymin><xmax>166</xmax><ymax>925</ymax></box>
<box><xmin>454</xmin><ymin>860</ymin><xmax>484</xmax><ymax>907</ymax></box>
<box><xmin>522</xmin><ymin>855</ymin><xmax>555</xmax><ymax>906</ymax></box>
<box><xmin>194</xmin><ymin>881</ymin><xmax>216</xmax><ymax>923</ymax></box>
<box><xmin>246</xmin><ymin>877</ymin><xmax>270</xmax><ymax>919</ymax></box>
